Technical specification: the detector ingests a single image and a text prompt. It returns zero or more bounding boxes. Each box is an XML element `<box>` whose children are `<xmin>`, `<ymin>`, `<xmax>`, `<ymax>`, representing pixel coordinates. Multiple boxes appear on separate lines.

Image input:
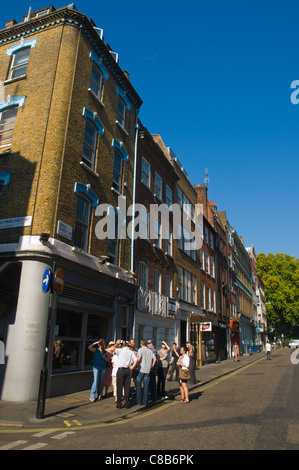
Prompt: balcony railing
<box><xmin>137</xmin><ymin>287</ymin><xmax>176</xmax><ymax>317</ymax></box>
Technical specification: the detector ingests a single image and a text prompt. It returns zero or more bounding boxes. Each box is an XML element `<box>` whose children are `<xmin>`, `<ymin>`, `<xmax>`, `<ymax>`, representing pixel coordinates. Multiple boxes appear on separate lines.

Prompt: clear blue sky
<box><xmin>2</xmin><ymin>0</ymin><xmax>299</xmax><ymax>258</ymax></box>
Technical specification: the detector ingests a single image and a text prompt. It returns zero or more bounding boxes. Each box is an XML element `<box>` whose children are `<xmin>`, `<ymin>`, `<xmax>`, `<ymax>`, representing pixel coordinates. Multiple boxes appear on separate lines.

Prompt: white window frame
<box><xmin>165</xmin><ymin>275</ymin><xmax>172</xmax><ymax>298</ymax></box>
<box><xmin>0</xmin><ymin>107</ymin><xmax>18</xmax><ymax>149</ymax></box>
<box><xmin>211</xmin><ymin>256</ymin><xmax>215</xmax><ymax>278</ymax></box>
<box><xmin>141</xmin><ymin>157</ymin><xmax>150</xmax><ymax>188</ymax></box>
<box><xmin>206</xmin><ymin>285</ymin><xmax>211</xmax><ymax>311</ymax></box>
<box><xmin>201</xmin><ymin>282</ymin><xmax>205</xmax><ymax>309</ymax></box>
<box><xmin>205</xmin><ymin>251</ymin><xmax>210</xmax><ymax>274</ymax></box>
<box><xmin>153</xmin><ymin>269</ymin><xmax>161</xmax><ymax>294</ymax></box>
<box><xmin>82</xmin><ymin>120</ymin><xmax>97</xmax><ymax>170</ymax></box>
<box><xmin>74</xmin><ymin>195</ymin><xmax>91</xmax><ymax>252</ymax></box>
<box><xmin>138</xmin><ymin>262</ymin><xmax>148</xmax><ymax>289</ymax></box>
<box><xmin>154</xmin><ymin>172</ymin><xmax>162</xmax><ymax>200</ymax></box>
<box><xmin>8</xmin><ymin>47</ymin><xmax>31</xmax><ymax>80</ymax></box>
<box><xmin>166</xmin><ymin>185</ymin><xmax>172</xmax><ymax>207</ymax></box>
<box><xmin>90</xmin><ymin>63</ymin><xmax>104</xmax><ymax>101</ymax></box>
<box><xmin>165</xmin><ymin>227</ymin><xmax>172</xmax><ymax>256</ymax></box>
<box><xmin>112</xmin><ymin>151</ymin><xmax>123</xmax><ymax>193</ymax></box>
<box><xmin>153</xmin><ymin>217</ymin><xmax>161</xmax><ymax>248</ymax></box>
<box><xmin>117</xmin><ymin>96</ymin><xmax>126</xmax><ymax>128</ymax></box>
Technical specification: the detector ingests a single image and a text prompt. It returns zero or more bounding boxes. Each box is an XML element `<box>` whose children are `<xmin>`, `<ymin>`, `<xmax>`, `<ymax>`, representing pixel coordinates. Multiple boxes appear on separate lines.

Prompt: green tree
<box><xmin>256</xmin><ymin>253</ymin><xmax>299</xmax><ymax>339</ymax></box>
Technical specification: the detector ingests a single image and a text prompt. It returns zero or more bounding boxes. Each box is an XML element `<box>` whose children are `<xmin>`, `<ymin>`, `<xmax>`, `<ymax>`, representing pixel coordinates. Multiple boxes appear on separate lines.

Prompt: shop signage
<box><xmin>42</xmin><ymin>268</ymin><xmax>52</xmax><ymax>294</ymax></box>
<box><xmin>200</xmin><ymin>322</ymin><xmax>212</xmax><ymax>331</ymax></box>
<box><xmin>54</xmin><ymin>268</ymin><xmax>64</xmax><ymax>294</ymax></box>
<box><xmin>0</xmin><ymin>215</ymin><xmax>32</xmax><ymax>229</ymax></box>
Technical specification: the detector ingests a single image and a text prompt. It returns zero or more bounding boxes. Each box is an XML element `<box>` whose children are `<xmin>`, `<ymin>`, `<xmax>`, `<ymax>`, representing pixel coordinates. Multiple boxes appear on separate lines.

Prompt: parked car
<box><xmin>288</xmin><ymin>339</ymin><xmax>299</xmax><ymax>349</ymax></box>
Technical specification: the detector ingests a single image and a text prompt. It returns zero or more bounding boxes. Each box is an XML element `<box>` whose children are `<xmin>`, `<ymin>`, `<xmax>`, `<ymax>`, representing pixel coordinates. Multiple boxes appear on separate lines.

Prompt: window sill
<box><xmin>88</xmin><ymin>88</ymin><xmax>105</xmax><ymax>107</ymax></box>
<box><xmin>72</xmin><ymin>246</ymin><xmax>92</xmax><ymax>258</ymax></box>
<box><xmin>115</xmin><ymin>120</ymin><xmax>129</xmax><ymax>136</ymax></box>
<box><xmin>80</xmin><ymin>161</ymin><xmax>99</xmax><ymax>177</ymax></box>
<box><xmin>111</xmin><ymin>186</ymin><xmax>122</xmax><ymax>196</ymax></box>
<box><xmin>0</xmin><ymin>149</ymin><xmax>11</xmax><ymax>156</ymax></box>
<box><xmin>4</xmin><ymin>75</ymin><xmax>27</xmax><ymax>85</ymax></box>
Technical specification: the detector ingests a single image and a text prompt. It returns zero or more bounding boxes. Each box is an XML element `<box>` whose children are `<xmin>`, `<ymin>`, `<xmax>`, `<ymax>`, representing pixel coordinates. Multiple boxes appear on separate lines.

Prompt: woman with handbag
<box><xmin>177</xmin><ymin>346</ymin><xmax>190</xmax><ymax>403</ymax></box>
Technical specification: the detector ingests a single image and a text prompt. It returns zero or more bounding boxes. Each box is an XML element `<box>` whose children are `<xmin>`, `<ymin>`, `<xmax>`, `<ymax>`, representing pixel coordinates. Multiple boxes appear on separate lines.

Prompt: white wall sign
<box><xmin>57</xmin><ymin>220</ymin><xmax>72</xmax><ymax>240</ymax></box>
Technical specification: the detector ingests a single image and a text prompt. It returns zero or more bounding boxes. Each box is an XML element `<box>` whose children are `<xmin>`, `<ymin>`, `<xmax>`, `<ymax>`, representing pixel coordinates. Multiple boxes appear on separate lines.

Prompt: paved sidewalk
<box><xmin>0</xmin><ymin>350</ymin><xmax>271</xmax><ymax>430</ymax></box>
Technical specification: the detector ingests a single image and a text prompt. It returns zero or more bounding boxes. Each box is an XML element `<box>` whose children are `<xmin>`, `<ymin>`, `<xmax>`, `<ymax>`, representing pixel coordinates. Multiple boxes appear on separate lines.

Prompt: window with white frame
<box><xmin>117</xmin><ymin>96</ymin><xmax>126</xmax><ymax>127</ymax></box>
<box><xmin>205</xmin><ymin>251</ymin><xmax>210</xmax><ymax>274</ymax></box>
<box><xmin>178</xmin><ymin>268</ymin><xmax>184</xmax><ymax>299</ymax></box>
<box><xmin>115</xmin><ymin>86</ymin><xmax>131</xmax><ymax>130</ymax></box>
<box><xmin>192</xmin><ymin>275</ymin><xmax>197</xmax><ymax>304</ymax></box>
<box><xmin>165</xmin><ymin>275</ymin><xmax>172</xmax><ymax>298</ymax></box>
<box><xmin>90</xmin><ymin>63</ymin><xmax>104</xmax><ymax>100</ymax></box>
<box><xmin>166</xmin><ymin>185</ymin><xmax>172</xmax><ymax>207</ymax></box>
<box><xmin>165</xmin><ymin>227</ymin><xmax>172</xmax><ymax>256</ymax></box>
<box><xmin>82</xmin><ymin>108</ymin><xmax>104</xmax><ymax>171</ymax></box>
<box><xmin>212</xmin><ymin>288</ymin><xmax>216</xmax><ymax>312</ymax></box>
<box><xmin>206</xmin><ymin>285</ymin><xmax>211</xmax><ymax>311</ymax></box>
<box><xmin>140</xmin><ymin>206</ymin><xmax>149</xmax><ymax>239</ymax></box>
<box><xmin>138</xmin><ymin>262</ymin><xmax>148</xmax><ymax>289</ymax></box>
<box><xmin>201</xmin><ymin>282</ymin><xmax>205</xmax><ymax>309</ymax></box>
<box><xmin>0</xmin><ymin>107</ymin><xmax>18</xmax><ymax>149</ymax></box>
<box><xmin>205</xmin><ymin>227</ymin><xmax>209</xmax><ymax>245</ymax></box>
<box><xmin>112</xmin><ymin>151</ymin><xmax>123</xmax><ymax>193</ymax></box>
<box><xmin>8</xmin><ymin>47</ymin><xmax>30</xmax><ymax>80</ymax></box>
<box><xmin>89</xmin><ymin>51</ymin><xmax>109</xmax><ymax>102</ymax></box>
<box><xmin>154</xmin><ymin>172</ymin><xmax>162</xmax><ymax>200</ymax></box>
<box><xmin>200</xmin><ymin>248</ymin><xmax>204</xmax><ymax>269</ymax></box>
<box><xmin>153</xmin><ymin>269</ymin><xmax>161</xmax><ymax>294</ymax></box>
<box><xmin>141</xmin><ymin>157</ymin><xmax>150</xmax><ymax>188</ymax></box>
<box><xmin>210</xmin><ymin>233</ymin><xmax>214</xmax><ymax>250</ymax></box>
<box><xmin>153</xmin><ymin>218</ymin><xmax>161</xmax><ymax>248</ymax></box>
<box><xmin>82</xmin><ymin>121</ymin><xmax>97</xmax><ymax>169</ymax></box>
<box><xmin>177</xmin><ymin>187</ymin><xmax>182</xmax><ymax>207</ymax></box>
<box><xmin>74</xmin><ymin>195</ymin><xmax>91</xmax><ymax>251</ymax></box>
<box><xmin>177</xmin><ymin>223</ymin><xmax>183</xmax><ymax>250</ymax></box>
<box><xmin>184</xmin><ymin>270</ymin><xmax>192</xmax><ymax>303</ymax></box>
<box><xmin>108</xmin><ymin>208</ymin><xmax>119</xmax><ymax>265</ymax></box>
<box><xmin>211</xmin><ymin>256</ymin><xmax>215</xmax><ymax>277</ymax></box>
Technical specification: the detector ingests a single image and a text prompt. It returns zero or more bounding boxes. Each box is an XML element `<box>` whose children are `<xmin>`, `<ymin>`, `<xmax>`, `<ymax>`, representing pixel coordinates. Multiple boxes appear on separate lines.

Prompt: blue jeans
<box><xmin>136</xmin><ymin>372</ymin><xmax>150</xmax><ymax>405</ymax></box>
<box><xmin>90</xmin><ymin>366</ymin><xmax>106</xmax><ymax>400</ymax></box>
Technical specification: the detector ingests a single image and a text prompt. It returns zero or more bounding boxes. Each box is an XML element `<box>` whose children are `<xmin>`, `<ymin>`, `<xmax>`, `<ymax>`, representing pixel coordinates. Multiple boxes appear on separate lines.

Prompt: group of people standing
<box><xmin>89</xmin><ymin>338</ymin><xmax>193</xmax><ymax>408</ymax></box>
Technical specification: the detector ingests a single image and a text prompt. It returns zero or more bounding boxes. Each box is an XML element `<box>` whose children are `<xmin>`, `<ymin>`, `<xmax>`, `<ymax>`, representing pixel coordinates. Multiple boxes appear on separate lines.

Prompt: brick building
<box><xmin>133</xmin><ymin>123</ymin><xmax>178</xmax><ymax>346</ymax></box>
<box><xmin>152</xmin><ymin>135</ymin><xmax>204</xmax><ymax>359</ymax></box>
<box><xmin>0</xmin><ymin>4</ymin><xmax>142</xmax><ymax>400</ymax></box>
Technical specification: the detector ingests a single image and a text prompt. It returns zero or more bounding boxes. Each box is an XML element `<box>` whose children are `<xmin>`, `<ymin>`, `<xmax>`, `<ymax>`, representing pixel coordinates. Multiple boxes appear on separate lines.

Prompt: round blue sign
<box><xmin>42</xmin><ymin>268</ymin><xmax>51</xmax><ymax>293</ymax></box>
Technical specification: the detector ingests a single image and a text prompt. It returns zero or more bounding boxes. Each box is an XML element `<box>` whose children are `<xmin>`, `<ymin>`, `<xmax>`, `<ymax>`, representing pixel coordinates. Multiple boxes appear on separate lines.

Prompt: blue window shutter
<box><xmin>82</xmin><ymin>107</ymin><xmax>104</xmax><ymax>135</ymax></box>
<box><xmin>112</xmin><ymin>138</ymin><xmax>129</xmax><ymax>162</ymax></box>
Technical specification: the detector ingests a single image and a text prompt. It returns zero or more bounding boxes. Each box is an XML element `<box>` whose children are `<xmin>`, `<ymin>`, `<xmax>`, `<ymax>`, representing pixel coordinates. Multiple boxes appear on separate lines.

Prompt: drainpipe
<box><xmin>130</xmin><ymin>111</ymin><xmax>140</xmax><ymax>273</ymax></box>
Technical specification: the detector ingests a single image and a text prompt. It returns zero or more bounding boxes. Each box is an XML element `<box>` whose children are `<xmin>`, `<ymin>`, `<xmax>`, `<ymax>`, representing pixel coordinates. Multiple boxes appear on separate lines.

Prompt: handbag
<box><xmin>179</xmin><ymin>368</ymin><xmax>190</xmax><ymax>380</ymax></box>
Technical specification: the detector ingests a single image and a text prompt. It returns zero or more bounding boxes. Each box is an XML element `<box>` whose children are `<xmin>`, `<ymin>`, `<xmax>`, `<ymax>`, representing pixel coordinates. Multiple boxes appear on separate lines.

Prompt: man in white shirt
<box><xmin>115</xmin><ymin>343</ymin><xmax>138</xmax><ymax>409</ymax></box>
<box><xmin>266</xmin><ymin>341</ymin><xmax>272</xmax><ymax>360</ymax></box>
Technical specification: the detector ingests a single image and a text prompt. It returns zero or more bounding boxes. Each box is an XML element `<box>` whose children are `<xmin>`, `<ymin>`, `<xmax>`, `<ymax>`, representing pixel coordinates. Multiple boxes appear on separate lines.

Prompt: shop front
<box><xmin>0</xmin><ymin>238</ymin><xmax>136</xmax><ymax>401</ymax></box>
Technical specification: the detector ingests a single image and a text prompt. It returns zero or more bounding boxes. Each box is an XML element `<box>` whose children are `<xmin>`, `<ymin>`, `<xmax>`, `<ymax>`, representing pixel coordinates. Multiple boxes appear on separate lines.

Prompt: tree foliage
<box><xmin>256</xmin><ymin>253</ymin><xmax>299</xmax><ymax>338</ymax></box>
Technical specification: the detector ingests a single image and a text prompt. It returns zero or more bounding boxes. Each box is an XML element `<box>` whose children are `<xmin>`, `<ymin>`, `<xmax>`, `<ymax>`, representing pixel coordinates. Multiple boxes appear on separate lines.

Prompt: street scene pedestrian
<box><xmin>232</xmin><ymin>343</ymin><xmax>239</xmax><ymax>363</ymax></box>
<box><xmin>102</xmin><ymin>342</ymin><xmax>116</xmax><ymax>397</ymax></box>
<box><xmin>114</xmin><ymin>343</ymin><xmax>138</xmax><ymax>409</ymax></box>
<box><xmin>147</xmin><ymin>340</ymin><xmax>159</xmax><ymax>403</ymax></box>
<box><xmin>136</xmin><ymin>339</ymin><xmax>157</xmax><ymax>406</ymax></box>
<box><xmin>157</xmin><ymin>341</ymin><xmax>170</xmax><ymax>398</ymax></box>
<box><xmin>266</xmin><ymin>340</ymin><xmax>272</xmax><ymax>360</ymax></box>
<box><xmin>88</xmin><ymin>340</ymin><xmax>109</xmax><ymax>402</ymax></box>
<box><xmin>168</xmin><ymin>342</ymin><xmax>180</xmax><ymax>381</ymax></box>
<box><xmin>177</xmin><ymin>346</ymin><xmax>190</xmax><ymax>404</ymax></box>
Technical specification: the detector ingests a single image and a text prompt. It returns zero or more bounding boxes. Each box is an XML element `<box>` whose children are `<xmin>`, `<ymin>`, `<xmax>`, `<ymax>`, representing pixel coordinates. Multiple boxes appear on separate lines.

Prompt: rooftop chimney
<box><xmin>5</xmin><ymin>19</ymin><xmax>18</xmax><ymax>28</ymax></box>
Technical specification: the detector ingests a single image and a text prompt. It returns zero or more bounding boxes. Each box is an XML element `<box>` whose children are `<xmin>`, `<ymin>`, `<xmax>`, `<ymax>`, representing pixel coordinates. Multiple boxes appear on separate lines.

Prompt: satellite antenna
<box><xmin>204</xmin><ymin>168</ymin><xmax>210</xmax><ymax>187</ymax></box>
